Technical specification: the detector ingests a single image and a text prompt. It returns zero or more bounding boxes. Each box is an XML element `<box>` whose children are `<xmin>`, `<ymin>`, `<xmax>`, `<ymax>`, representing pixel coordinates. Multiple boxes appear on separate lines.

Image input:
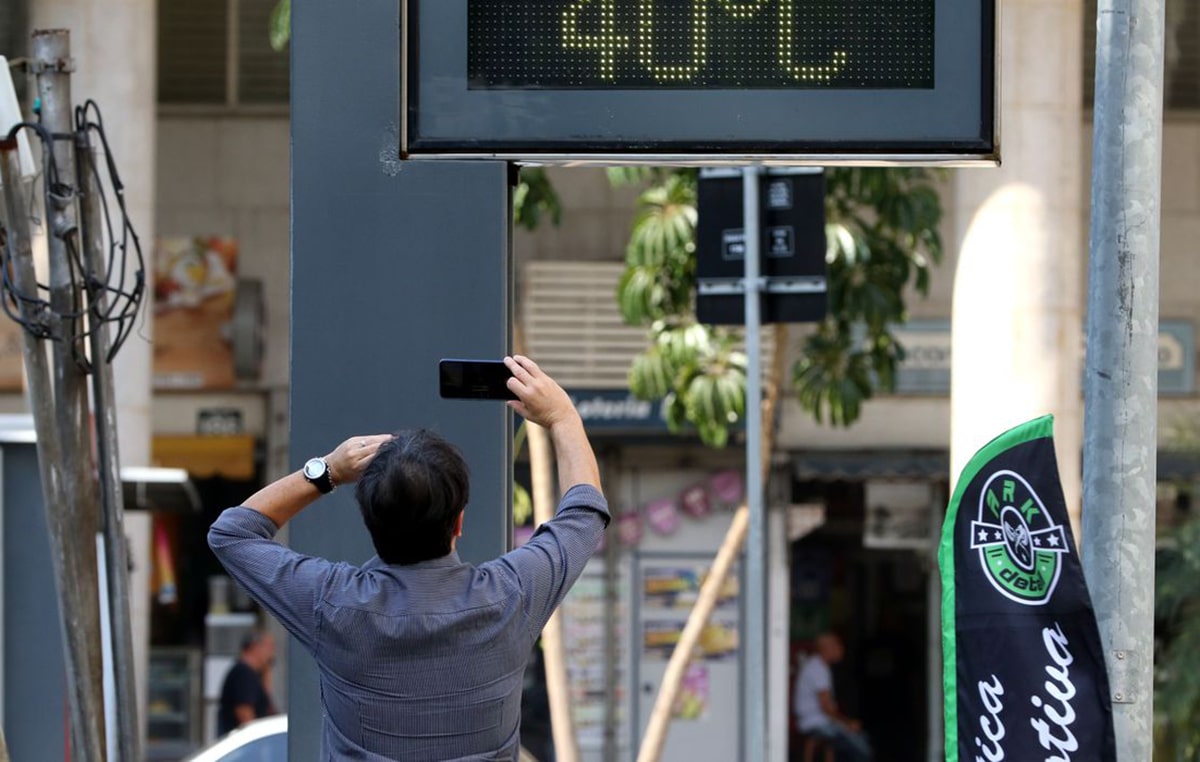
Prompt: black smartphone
<box><xmin>438</xmin><ymin>359</ymin><xmax>517</xmax><ymax>400</ymax></box>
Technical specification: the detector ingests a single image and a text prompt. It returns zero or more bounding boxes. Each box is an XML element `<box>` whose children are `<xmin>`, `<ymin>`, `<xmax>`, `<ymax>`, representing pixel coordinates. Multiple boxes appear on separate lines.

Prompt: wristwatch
<box><xmin>302</xmin><ymin>457</ymin><xmax>335</xmax><ymax>494</ymax></box>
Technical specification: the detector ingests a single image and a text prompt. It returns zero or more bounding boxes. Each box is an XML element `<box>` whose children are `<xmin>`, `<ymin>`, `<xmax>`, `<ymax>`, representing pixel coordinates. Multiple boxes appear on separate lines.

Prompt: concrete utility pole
<box><xmin>1081</xmin><ymin>0</ymin><xmax>1165</xmax><ymax>757</ymax></box>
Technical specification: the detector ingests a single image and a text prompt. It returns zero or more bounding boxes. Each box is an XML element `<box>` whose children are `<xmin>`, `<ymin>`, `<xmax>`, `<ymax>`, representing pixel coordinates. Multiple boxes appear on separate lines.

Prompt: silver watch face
<box><xmin>303</xmin><ymin>457</ymin><xmax>326</xmax><ymax>480</ymax></box>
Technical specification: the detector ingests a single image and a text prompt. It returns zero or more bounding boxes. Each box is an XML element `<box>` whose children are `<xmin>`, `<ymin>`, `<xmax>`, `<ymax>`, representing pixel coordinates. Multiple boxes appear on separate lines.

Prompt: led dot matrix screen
<box><xmin>468</xmin><ymin>0</ymin><xmax>935</xmax><ymax>89</ymax></box>
<box><xmin>404</xmin><ymin>0</ymin><xmax>995</xmax><ymax>162</ymax></box>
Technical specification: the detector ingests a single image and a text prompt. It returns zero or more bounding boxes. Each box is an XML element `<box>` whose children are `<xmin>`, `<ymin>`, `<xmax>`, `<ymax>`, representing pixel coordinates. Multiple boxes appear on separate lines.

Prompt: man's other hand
<box><xmin>326</xmin><ymin>434</ymin><xmax>393</xmax><ymax>485</ymax></box>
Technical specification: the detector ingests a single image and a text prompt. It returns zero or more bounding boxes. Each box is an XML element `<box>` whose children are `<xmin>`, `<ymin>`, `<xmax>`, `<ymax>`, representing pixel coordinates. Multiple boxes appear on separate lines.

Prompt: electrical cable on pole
<box><xmin>0</xmin><ymin>31</ymin><xmax>147</xmax><ymax>761</ymax></box>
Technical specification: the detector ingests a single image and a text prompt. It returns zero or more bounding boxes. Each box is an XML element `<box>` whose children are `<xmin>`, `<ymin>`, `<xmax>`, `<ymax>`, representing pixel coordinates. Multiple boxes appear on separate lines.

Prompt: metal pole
<box><xmin>742</xmin><ymin>165</ymin><xmax>765</xmax><ymax>762</ymax></box>
<box><xmin>29</xmin><ymin>29</ymin><xmax>109</xmax><ymax>761</ymax></box>
<box><xmin>0</xmin><ymin>143</ymin><xmax>104</xmax><ymax>761</ymax></box>
<box><xmin>77</xmin><ymin>121</ymin><xmax>142</xmax><ymax>762</ymax></box>
<box><xmin>1082</xmin><ymin>0</ymin><xmax>1164</xmax><ymax>755</ymax></box>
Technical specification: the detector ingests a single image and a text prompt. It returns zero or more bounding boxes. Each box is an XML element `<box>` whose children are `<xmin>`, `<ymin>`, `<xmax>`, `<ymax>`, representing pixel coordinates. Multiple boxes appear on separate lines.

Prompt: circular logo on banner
<box><xmin>969</xmin><ymin>470</ymin><xmax>1071</xmax><ymax>606</ymax></box>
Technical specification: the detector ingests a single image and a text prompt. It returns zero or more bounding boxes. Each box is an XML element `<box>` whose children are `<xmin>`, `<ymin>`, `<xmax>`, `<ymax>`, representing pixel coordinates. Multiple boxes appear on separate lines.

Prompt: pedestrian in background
<box><xmin>216</xmin><ymin>628</ymin><xmax>276</xmax><ymax>736</ymax></box>
<box><xmin>794</xmin><ymin>632</ymin><xmax>873</xmax><ymax>761</ymax></box>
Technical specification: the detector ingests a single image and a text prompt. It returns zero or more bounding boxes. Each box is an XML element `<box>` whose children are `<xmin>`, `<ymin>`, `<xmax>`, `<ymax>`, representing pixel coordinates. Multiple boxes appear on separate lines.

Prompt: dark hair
<box><xmin>240</xmin><ymin>627</ymin><xmax>269</xmax><ymax>653</ymax></box>
<box><xmin>355</xmin><ymin>429</ymin><xmax>470</xmax><ymax>564</ymax></box>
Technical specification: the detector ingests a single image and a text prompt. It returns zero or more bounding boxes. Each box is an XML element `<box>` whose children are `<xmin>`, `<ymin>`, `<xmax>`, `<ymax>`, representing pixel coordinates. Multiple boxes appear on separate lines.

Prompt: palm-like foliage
<box><xmin>614</xmin><ymin>167</ymin><xmax>944</xmax><ymax>445</ymax></box>
<box><xmin>611</xmin><ymin>168</ymin><xmax>753</xmax><ymax>447</ymax></box>
<box><xmin>617</xmin><ymin>171</ymin><xmax>698</xmax><ymax>321</ymax></box>
<box><xmin>798</xmin><ymin>168</ymin><xmax>943</xmax><ymax>425</ymax></box>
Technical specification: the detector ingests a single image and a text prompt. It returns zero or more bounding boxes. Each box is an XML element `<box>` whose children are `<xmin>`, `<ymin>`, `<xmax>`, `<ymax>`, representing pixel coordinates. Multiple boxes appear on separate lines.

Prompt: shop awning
<box><xmin>793</xmin><ymin>450</ymin><xmax>950</xmax><ymax>482</ymax></box>
<box><xmin>152</xmin><ymin>434</ymin><xmax>257</xmax><ymax>481</ymax></box>
<box><xmin>121</xmin><ymin>467</ymin><xmax>202</xmax><ymax>512</ymax></box>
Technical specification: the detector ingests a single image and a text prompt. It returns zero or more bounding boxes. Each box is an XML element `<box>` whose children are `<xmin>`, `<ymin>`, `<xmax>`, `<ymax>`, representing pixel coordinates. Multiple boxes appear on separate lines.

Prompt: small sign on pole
<box><xmin>695</xmin><ymin>168</ymin><xmax>827</xmax><ymax>325</ymax></box>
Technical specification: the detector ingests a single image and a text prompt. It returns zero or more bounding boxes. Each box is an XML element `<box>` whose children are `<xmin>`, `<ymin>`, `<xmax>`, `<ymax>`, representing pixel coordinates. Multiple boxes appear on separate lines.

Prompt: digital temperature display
<box><xmin>403</xmin><ymin>0</ymin><xmax>996</xmax><ymax>162</ymax></box>
<box><xmin>468</xmin><ymin>0</ymin><xmax>934</xmax><ymax>89</ymax></box>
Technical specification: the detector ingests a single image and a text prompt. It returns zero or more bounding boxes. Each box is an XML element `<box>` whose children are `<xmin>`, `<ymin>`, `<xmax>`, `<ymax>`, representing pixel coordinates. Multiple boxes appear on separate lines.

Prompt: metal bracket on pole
<box><xmin>1108</xmin><ymin>649</ymin><xmax>1139</xmax><ymax>704</ymax></box>
<box><xmin>26</xmin><ymin>58</ymin><xmax>76</xmax><ymax>75</ymax></box>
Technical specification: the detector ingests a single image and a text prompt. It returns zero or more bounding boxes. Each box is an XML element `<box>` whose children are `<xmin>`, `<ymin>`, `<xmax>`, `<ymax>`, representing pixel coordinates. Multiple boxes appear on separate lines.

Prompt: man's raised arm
<box><xmin>504</xmin><ymin>354</ymin><xmax>601</xmax><ymax>494</ymax></box>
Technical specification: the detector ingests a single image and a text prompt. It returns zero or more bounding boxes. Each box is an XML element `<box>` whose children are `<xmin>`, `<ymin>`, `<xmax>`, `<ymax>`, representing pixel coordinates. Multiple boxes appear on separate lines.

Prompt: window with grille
<box><xmin>158</xmin><ymin>0</ymin><xmax>289</xmax><ymax>106</ymax></box>
<box><xmin>522</xmin><ymin>261</ymin><xmax>648</xmax><ymax>389</ymax></box>
<box><xmin>1084</xmin><ymin>0</ymin><xmax>1200</xmax><ymax>110</ymax></box>
<box><xmin>521</xmin><ymin>260</ymin><xmax>774</xmax><ymax>390</ymax></box>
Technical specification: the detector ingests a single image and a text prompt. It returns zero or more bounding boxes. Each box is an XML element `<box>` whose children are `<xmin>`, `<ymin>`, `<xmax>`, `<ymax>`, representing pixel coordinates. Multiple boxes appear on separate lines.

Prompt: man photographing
<box><xmin>209</xmin><ymin>355</ymin><xmax>608</xmax><ymax>760</ymax></box>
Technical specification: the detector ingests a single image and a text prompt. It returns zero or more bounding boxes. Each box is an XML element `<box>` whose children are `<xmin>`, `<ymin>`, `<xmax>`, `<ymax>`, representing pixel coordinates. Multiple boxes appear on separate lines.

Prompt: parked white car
<box><xmin>181</xmin><ymin>715</ymin><xmax>541</xmax><ymax>761</ymax></box>
<box><xmin>183</xmin><ymin>715</ymin><xmax>287</xmax><ymax>762</ymax></box>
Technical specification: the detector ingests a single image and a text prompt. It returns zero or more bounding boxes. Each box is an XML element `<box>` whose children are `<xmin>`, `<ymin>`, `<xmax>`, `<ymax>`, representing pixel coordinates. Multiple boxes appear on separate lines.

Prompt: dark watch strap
<box><xmin>304</xmin><ymin>458</ymin><xmax>335</xmax><ymax>494</ymax></box>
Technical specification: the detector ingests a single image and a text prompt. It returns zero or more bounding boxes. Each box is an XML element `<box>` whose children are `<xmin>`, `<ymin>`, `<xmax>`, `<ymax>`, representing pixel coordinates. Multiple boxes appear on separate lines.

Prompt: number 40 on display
<box><xmin>561</xmin><ymin>0</ymin><xmax>848</xmax><ymax>83</ymax></box>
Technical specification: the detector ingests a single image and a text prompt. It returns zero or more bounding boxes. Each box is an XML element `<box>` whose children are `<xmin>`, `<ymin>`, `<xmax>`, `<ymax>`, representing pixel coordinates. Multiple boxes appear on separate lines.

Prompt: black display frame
<box><xmin>402</xmin><ymin>0</ymin><xmax>998</xmax><ymax>165</ymax></box>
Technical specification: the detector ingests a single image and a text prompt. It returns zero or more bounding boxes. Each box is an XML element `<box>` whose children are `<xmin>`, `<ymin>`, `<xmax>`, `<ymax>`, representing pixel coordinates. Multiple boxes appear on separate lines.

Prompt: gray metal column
<box><xmin>290</xmin><ymin>1</ymin><xmax>512</xmax><ymax>757</ymax></box>
<box><xmin>1082</xmin><ymin>0</ymin><xmax>1165</xmax><ymax>754</ymax></box>
<box><xmin>742</xmin><ymin>167</ymin><xmax>766</xmax><ymax>762</ymax></box>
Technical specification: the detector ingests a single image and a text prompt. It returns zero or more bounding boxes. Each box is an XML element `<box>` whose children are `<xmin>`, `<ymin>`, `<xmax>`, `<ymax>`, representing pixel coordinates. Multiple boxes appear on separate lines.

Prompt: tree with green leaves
<box><xmin>611</xmin><ymin>166</ymin><xmax>944</xmax><ymax>447</ymax></box>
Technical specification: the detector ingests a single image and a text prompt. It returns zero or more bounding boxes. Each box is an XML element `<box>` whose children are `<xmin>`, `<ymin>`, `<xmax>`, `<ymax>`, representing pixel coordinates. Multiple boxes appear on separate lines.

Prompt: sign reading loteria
<box><xmin>939</xmin><ymin>416</ymin><xmax>1115</xmax><ymax>762</ymax></box>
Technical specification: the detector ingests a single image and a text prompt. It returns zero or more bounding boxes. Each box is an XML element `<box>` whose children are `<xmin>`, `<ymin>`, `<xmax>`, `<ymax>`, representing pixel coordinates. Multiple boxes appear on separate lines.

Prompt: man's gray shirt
<box><xmin>208</xmin><ymin>484</ymin><xmax>609</xmax><ymax>761</ymax></box>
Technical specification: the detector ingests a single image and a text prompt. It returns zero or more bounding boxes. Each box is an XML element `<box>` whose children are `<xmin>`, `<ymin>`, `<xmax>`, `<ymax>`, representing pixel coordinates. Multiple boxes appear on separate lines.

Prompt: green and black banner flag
<box><xmin>939</xmin><ymin>415</ymin><xmax>1115</xmax><ymax>761</ymax></box>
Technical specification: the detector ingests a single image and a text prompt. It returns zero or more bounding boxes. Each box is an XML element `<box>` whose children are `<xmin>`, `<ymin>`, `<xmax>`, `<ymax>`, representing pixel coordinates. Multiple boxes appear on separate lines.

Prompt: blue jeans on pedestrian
<box><xmin>810</xmin><ymin>721</ymin><xmax>873</xmax><ymax>762</ymax></box>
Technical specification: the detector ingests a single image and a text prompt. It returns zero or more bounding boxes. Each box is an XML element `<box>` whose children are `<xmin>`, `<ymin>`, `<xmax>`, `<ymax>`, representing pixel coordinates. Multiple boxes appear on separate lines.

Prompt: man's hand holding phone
<box><xmin>503</xmin><ymin>355</ymin><xmax>577</xmax><ymax>431</ymax></box>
